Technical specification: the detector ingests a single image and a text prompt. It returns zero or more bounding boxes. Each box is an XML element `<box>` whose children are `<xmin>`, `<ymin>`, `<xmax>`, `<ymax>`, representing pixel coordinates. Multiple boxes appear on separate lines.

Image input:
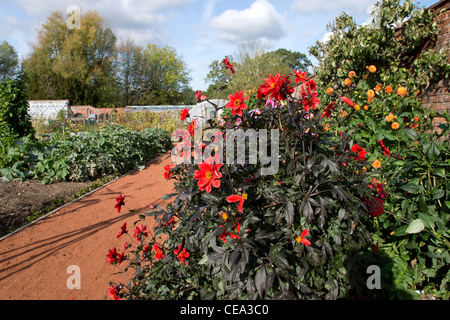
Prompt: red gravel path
<box><xmin>0</xmin><ymin>155</ymin><xmax>174</xmax><ymax>300</ymax></box>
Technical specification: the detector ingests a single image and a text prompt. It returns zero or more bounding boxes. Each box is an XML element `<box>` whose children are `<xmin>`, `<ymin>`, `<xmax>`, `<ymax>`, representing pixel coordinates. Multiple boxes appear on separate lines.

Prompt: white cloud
<box><xmin>209</xmin><ymin>0</ymin><xmax>286</xmax><ymax>44</ymax></box>
<box><xmin>291</xmin><ymin>0</ymin><xmax>377</xmax><ymax>16</ymax></box>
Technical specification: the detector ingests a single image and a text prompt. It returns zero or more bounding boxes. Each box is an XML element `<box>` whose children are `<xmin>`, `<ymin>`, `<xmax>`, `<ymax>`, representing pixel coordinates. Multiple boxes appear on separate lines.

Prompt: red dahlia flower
<box><xmin>193</xmin><ymin>160</ymin><xmax>223</xmax><ymax>193</ymax></box>
<box><xmin>114</xmin><ymin>195</ymin><xmax>125</xmax><ymax>213</ymax></box>
<box><xmin>153</xmin><ymin>243</ymin><xmax>164</xmax><ymax>260</ymax></box>
<box><xmin>321</xmin><ymin>101</ymin><xmax>337</xmax><ymax>118</ymax></box>
<box><xmin>350</xmin><ymin>144</ymin><xmax>367</xmax><ymax>162</ymax></box>
<box><xmin>117</xmin><ymin>222</ymin><xmax>127</xmax><ymax>239</ymax></box>
<box><xmin>222</xmin><ymin>57</ymin><xmax>235</xmax><ymax>74</ymax></box>
<box><xmin>195</xmin><ymin>90</ymin><xmax>206</xmax><ymax>103</ymax></box>
<box><xmin>226</xmin><ymin>193</ymin><xmax>248</xmax><ymax>213</ymax></box>
<box><xmin>295</xmin><ymin>229</ymin><xmax>311</xmax><ymax>246</ymax></box>
<box><xmin>133</xmin><ymin>224</ymin><xmax>149</xmax><ymax>242</ymax></box>
<box><xmin>106</xmin><ymin>247</ymin><xmax>125</xmax><ymax>265</ymax></box>
<box><xmin>180</xmin><ymin>108</ymin><xmax>190</xmax><ymax>121</ymax></box>
<box><xmin>292</xmin><ymin>69</ymin><xmax>308</xmax><ymax>83</ymax></box>
<box><xmin>174</xmin><ymin>244</ymin><xmax>190</xmax><ymax>265</ymax></box>
<box><xmin>301</xmin><ymin>87</ymin><xmax>320</xmax><ymax>111</ymax></box>
<box><xmin>260</xmin><ymin>74</ymin><xmax>294</xmax><ymax>101</ymax></box>
<box><xmin>226</xmin><ymin>90</ymin><xmax>248</xmax><ymax>117</ymax></box>
<box><xmin>364</xmin><ymin>197</ymin><xmax>384</xmax><ymax>217</ymax></box>
<box><xmin>164</xmin><ymin>164</ymin><xmax>172</xmax><ymax>179</ymax></box>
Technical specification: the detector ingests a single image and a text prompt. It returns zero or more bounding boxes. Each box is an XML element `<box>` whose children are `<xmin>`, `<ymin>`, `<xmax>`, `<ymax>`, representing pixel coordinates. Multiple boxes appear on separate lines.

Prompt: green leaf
<box><xmin>405</xmin><ymin>219</ymin><xmax>425</xmax><ymax>234</ymax></box>
<box><xmin>418</xmin><ymin>212</ymin><xmax>435</xmax><ymax>230</ymax></box>
<box><xmin>400</xmin><ymin>183</ymin><xmax>424</xmax><ymax>194</ymax></box>
<box><xmin>403</xmin><ymin>128</ymin><xmax>418</xmax><ymax>141</ymax></box>
<box><xmin>432</xmin><ymin>189</ymin><xmax>445</xmax><ymax>200</ymax></box>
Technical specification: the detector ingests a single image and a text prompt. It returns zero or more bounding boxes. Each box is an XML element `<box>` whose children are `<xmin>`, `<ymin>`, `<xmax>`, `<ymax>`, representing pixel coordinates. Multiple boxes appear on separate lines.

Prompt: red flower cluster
<box><xmin>134</xmin><ymin>224</ymin><xmax>149</xmax><ymax>242</ymax></box>
<box><xmin>350</xmin><ymin>144</ymin><xmax>367</xmax><ymax>163</ymax></box>
<box><xmin>174</xmin><ymin>244</ymin><xmax>190</xmax><ymax>265</ymax></box>
<box><xmin>222</xmin><ymin>57</ymin><xmax>235</xmax><ymax>74</ymax></box>
<box><xmin>108</xmin><ymin>284</ymin><xmax>123</xmax><ymax>300</ymax></box>
<box><xmin>258</xmin><ymin>73</ymin><xmax>294</xmax><ymax>101</ymax></box>
<box><xmin>164</xmin><ymin>164</ymin><xmax>172</xmax><ymax>179</ymax></box>
<box><xmin>193</xmin><ymin>159</ymin><xmax>223</xmax><ymax>193</ymax></box>
<box><xmin>114</xmin><ymin>195</ymin><xmax>125</xmax><ymax>213</ymax></box>
<box><xmin>297</xmin><ymin>77</ymin><xmax>320</xmax><ymax>112</ymax></box>
<box><xmin>218</xmin><ymin>219</ymin><xmax>250</xmax><ymax>243</ymax></box>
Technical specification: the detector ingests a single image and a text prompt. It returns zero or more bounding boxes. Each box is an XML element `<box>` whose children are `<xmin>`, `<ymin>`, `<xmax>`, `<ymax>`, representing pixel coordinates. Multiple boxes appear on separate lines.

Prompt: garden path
<box><xmin>0</xmin><ymin>155</ymin><xmax>175</xmax><ymax>300</ymax></box>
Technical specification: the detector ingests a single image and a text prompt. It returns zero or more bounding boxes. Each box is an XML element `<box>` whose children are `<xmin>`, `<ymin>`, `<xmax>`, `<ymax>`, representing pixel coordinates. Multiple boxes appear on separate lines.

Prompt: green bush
<box><xmin>0</xmin><ymin>79</ymin><xmax>35</xmax><ymax>139</ymax></box>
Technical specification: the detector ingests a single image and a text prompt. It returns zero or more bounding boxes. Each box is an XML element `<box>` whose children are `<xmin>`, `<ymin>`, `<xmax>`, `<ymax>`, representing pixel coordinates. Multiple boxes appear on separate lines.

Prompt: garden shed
<box><xmin>27</xmin><ymin>100</ymin><xmax>69</xmax><ymax>120</ymax></box>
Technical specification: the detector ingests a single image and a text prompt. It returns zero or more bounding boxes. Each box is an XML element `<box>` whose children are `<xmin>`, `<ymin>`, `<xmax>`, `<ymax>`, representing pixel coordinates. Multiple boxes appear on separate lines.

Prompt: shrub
<box><xmin>107</xmin><ymin>73</ymin><xmax>386</xmax><ymax>300</ymax></box>
<box><xmin>0</xmin><ymin>79</ymin><xmax>35</xmax><ymax>139</ymax></box>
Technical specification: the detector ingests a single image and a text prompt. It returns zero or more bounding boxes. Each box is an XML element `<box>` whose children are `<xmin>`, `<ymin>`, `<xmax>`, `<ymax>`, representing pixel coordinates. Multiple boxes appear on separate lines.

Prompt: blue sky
<box><xmin>0</xmin><ymin>0</ymin><xmax>438</xmax><ymax>92</ymax></box>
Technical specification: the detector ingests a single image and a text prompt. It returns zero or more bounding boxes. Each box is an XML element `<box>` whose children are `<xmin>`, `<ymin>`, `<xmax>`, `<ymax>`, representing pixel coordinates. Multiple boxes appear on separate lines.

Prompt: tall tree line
<box><xmin>21</xmin><ymin>11</ymin><xmax>193</xmax><ymax>107</ymax></box>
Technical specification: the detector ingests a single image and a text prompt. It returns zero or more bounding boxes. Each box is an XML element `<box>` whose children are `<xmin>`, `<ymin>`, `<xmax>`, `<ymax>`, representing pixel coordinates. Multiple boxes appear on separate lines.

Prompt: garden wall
<box><xmin>421</xmin><ymin>0</ymin><xmax>449</xmax><ymax>134</ymax></box>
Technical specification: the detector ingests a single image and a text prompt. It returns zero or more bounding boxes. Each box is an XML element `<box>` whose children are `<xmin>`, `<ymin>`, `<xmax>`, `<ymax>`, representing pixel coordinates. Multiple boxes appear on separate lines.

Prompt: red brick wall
<box><xmin>421</xmin><ymin>0</ymin><xmax>449</xmax><ymax>134</ymax></box>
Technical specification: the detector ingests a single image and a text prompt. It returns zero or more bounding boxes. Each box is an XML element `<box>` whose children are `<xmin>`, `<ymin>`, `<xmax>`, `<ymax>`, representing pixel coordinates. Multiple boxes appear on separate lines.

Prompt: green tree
<box><xmin>23</xmin><ymin>11</ymin><xmax>117</xmax><ymax>107</ymax></box>
<box><xmin>0</xmin><ymin>41</ymin><xmax>19</xmax><ymax>81</ymax></box>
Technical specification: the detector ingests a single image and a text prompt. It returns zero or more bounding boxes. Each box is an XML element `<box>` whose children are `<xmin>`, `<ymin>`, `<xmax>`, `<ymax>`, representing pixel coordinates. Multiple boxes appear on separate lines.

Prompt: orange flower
<box><xmin>372</xmin><ymin>159</ymin><xmax>381</xmax><ymax>169</ymax></box>
<box><xmin>385</xmin><ymin>86</ymin><xmax>392</xmax><ymax>94</ymax></box>
<box><xmin>363</xmin><ymin>105</ymin><xmax>369</xmax><ymax>111</ymax></box>
<box><xmin>341</xmin><ymin>110</ymin><xmax>347</xmax><ymax>118</ymax></box>
<box><xmin>385</xmin><ymin>112</ymin><xmax>395</xmax><ymax>122</ymax></box>
<box><xmin>375</xmin><ymin>84</ymin><xmax>382</xmax><ymax>92</ymax></box>
<box><xmin>367</xmin><ymin>89</ymin><xmax>375</xmax><ymax>98</ymax></box>
<box><xmin>391</xmin><ymin>122</ymin><xmax>400</xmax><ymax>130</ymax></box>
<box><xmin>368</xmin><ymin>65</ymin><xmax>377</xmax><ymax>73</ymax></box>
<box><xmin>326</xmin><ymin>87</ymin><xmax>334</xmax><ymax>95</ymax></box>
<box><xmin>354</xmin><ymin>104</ymin><xmax>360</xmax><ymax>111</ymax></box>
<box><xmin>344</xmin><ymin>78</ymin><xmax>351</xmax><ymax>86</ymax></box>
<box><xmin>397</xmin><ymin>87</ymin><xmax>407</xmax><ymax>96</ymax></box>
<box><xmin>414</xmin><ymin>116</ymin><xmax>419</xmax><ymax>122</ymax></box>
<box><xmin>348</xmin><ymin>71</ymin><xmax>356</xmax><ymax>78</ymax></box>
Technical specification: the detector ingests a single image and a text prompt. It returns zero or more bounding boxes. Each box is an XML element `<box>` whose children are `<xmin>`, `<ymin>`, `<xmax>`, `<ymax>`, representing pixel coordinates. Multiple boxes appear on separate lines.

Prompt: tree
<box><xmin>23</xmin><ymin>11</ymin><xmax>117</xmax><ymax>107</ymax></box>
<box><xmin>138</xmin><ymin>44</ymin><xmax>191</xmax><ymax>105</ymax></box>
<box><xmin>0</xmin><ymin>41</ymin><xmax>19</xmax><ymax>81</ymax></box>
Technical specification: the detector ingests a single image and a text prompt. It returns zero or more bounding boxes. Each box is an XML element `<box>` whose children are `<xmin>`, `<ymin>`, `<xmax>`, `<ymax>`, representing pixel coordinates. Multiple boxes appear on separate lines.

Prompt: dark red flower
<box><xmin>364</xmin><ymin>197</ymin><xmax>384</xmax><ymax>217</ymax></box>
<box><xmin>106</xmin><ymin>247</ymin><xmax>125</xmax><ymax>265</ymax></box>
<box><xmin>180</xmin><ymin>108</ymin><xmax>190</xmax><ymax>121</ymax></box>
<box><xmin>377</xmin><ymin>139</ymin><xmax>391</xmax><ymax>157</ymax></box>
<box><xmin>114</xmin><ymin>195</ymin><xmax>125</xmax><ymax>213</ymax></box>
<box><xmin>117</xmin><ymin>222</ymin><xmax>127</xmax><ymax>239</ymax></box>
<box><xmin>321</xmin><ymin>101</ymin><xmax>337</xmax><ymax>118</ymax></box>
<box><xmin>222</xmin><ymin>57</ymin><xmax>235</xmax><ymax>74</ymax></box>
<box><xmin>133</xmin><ymin>224</ymin><xmax>149</xmax><ymax>242</ymax></box>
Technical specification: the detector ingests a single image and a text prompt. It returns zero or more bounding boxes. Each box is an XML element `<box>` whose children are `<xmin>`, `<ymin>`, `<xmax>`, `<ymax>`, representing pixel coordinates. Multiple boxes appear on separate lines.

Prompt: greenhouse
<box><xmin>27</xmin><ymin>100</ymin><xmax>69</xmax><ymax>120</ymax></box>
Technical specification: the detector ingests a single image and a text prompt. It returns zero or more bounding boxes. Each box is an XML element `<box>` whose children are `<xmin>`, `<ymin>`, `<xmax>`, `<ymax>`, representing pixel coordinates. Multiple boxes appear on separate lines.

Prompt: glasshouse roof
<box><xmin>27</xmin><ymin>100</ymin><xmax>69</xmax><ymax>119</ymax></box>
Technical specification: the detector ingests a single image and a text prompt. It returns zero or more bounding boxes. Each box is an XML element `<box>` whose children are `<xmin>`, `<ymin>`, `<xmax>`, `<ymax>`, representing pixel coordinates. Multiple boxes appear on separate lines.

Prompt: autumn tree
<box><xmin>23</xmin><ymin>11</ymin><xmax>117</xmax><ymax>107</ymax></box>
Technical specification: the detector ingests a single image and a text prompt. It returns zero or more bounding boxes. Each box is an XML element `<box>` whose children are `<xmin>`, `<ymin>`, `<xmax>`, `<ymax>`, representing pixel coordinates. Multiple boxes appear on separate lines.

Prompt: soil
<box><xmin>0</xmin><ymin>179</ymin><xmax>93</xmax><ymax>237</ymax></box>
<box><xmin>0</xmin><ymin>154</ymin><xmax>174</xmax><ymax>300</ymax></box>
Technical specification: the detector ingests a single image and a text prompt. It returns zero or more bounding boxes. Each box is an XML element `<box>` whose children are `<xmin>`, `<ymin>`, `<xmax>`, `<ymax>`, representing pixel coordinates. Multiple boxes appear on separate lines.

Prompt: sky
<box><xmin>0</xmin><ymin>0</ymin><xmax>439</xmax><ymax>92</ymax></box>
